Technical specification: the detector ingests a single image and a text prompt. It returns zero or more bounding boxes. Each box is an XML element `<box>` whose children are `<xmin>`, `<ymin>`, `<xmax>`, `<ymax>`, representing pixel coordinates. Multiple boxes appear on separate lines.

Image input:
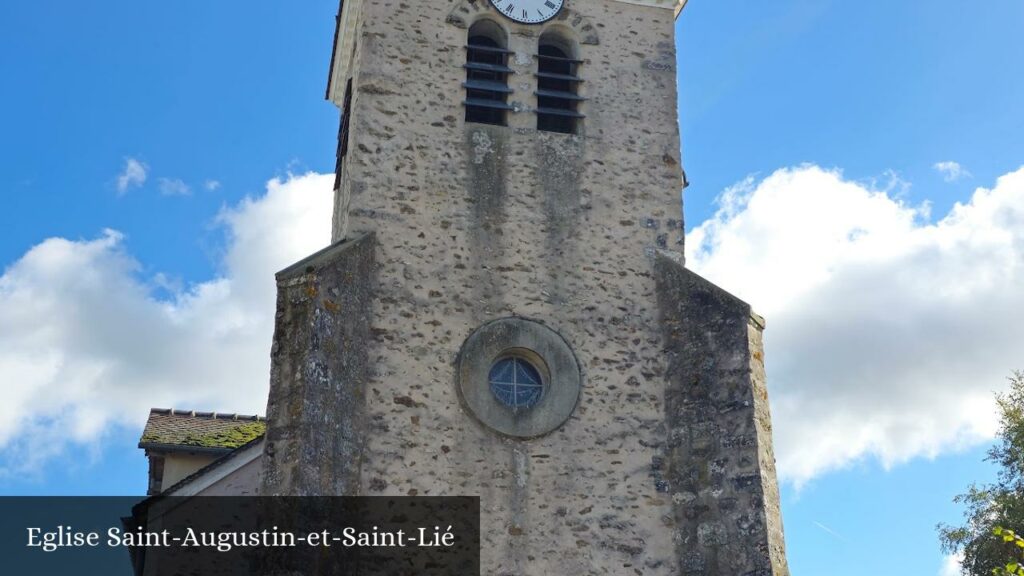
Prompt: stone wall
<box><xmin>261</xmin><ymin>234</ymin><xmax>376</xmax><ymax>496</ymax></box>
<box><xmin>332</xmin><ymin>2</ymin><xmax>687</xmax><ymax>573</ymax></box>
<box><xmin>655</xmin><ymin>253</ymin><xmax>789</xmax><ymax>575</ymax></box>
<box><xmin>261</xmin><ymin>0</ymin><xmax>788</xmax><ymax>573</ymax></box>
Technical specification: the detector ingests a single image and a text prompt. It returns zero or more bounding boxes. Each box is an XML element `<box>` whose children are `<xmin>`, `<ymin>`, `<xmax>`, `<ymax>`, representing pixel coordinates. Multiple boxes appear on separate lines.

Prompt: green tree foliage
<box><xmin>991</xmin><ymin>527</ymin><xmax>1024</xmax><ymax>575</ymax></box>
<box><xmin>939</xmin><ymin>371</ymin><xmax>1024</xmax><ymax>575</ymax></box>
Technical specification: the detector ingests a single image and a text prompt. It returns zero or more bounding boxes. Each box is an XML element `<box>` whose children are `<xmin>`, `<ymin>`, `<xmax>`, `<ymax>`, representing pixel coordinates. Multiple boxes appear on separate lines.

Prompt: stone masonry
<box><xmin>655</xmin><ymin>254</ymin><xmax>789</xmax><ymax>574</ymax></box>
<box><xmin>262</xmin><ymin>0</ymin><xmax>789</xmax><ymax>574</ymax></box>
<box><xmin>261</xmin><ymin>234</ymin><xmax>375</xmax><ymax>497</ymax></box>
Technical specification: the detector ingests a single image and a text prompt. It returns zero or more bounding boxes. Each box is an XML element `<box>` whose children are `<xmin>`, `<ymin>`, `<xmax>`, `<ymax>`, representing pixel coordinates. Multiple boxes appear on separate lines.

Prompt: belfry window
<box><xmin>535</xmin><ymin>34</ymin><xmax>584</xmax><ymax>134</ymax></box>
<box><xmin>464</xmin><ymin>20</ymin><xmax>514</xmax><ymax>126</ymax></box>
<box><xmin>334</xmin><ymin>77</ymin><xmax>353</xmax><ymax>191</ymax></box>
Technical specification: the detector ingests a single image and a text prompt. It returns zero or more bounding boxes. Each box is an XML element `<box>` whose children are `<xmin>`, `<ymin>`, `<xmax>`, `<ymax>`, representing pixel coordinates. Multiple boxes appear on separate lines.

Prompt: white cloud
<box><xmin>687</xmin><ymin>164</ymin><xmax>1024</xmax><ymax>486</ymax></box>
<box><xmin>115</xmin><ymin>158</ymin><xmax>147</xmax><ymax>194</ymax></box>
<box><xmin>158</xmin><ymin>178</ymin><xmax>191</xmax><ymax>196</ymax></box>
<box><xmin>939</xmin><ymin>552</ymin><xmax>963</xmax><ymax>576</ymax></box>
<box><xmin>0</xmin><ymin>172</ymin><xmax>333</xmax><ymax>475</ymax></box>
<box><xmin>934</xmin><ymin>161</ymin><xmax>971</xmax><ymax>182</ymax></box>
<box><xmin>6</xmin><ymin>163</ymin><xmax>1024</xmax><ymax>487</ymax></box>
<box><xmin>204</xmin><ymin>180</ymin><xmax>221</xmax><ymax>192</ymax></box>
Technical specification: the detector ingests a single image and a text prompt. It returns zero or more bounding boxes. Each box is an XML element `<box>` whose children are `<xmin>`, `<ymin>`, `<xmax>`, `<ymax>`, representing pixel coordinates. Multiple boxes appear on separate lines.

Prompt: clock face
<box><xmin>487</xmin><ymin>0</ymin><xmax>565</xmax><ymax>25</ymax></box>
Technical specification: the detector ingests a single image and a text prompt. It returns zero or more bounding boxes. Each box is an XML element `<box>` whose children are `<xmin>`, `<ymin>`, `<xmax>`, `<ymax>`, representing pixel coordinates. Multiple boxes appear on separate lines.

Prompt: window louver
<box><xmin>464</xmin><ymin>35</ymin><xmax>513</xmax><ymax>126</ymax></box>
<box><xmin>535</xmin><ymin>45</ymin><xmax>584</xmax><ymax>134</ymax></box>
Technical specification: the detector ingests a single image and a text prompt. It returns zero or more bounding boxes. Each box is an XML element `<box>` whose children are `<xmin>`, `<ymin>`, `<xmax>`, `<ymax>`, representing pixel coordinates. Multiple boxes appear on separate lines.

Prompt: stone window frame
<box><xmin>535</xmin><ymin>28</ymin><xmax>586</xmax><ymax>134</ymax></box>
<box><xmin>456</xmin><ymin>317</ymin><xmax>581</xmax><ymax>438</ymax></box>
<box><xmin>463</xmin><ymin>19</ymin><xmax>515</xmax><ymax>126</ymax></box>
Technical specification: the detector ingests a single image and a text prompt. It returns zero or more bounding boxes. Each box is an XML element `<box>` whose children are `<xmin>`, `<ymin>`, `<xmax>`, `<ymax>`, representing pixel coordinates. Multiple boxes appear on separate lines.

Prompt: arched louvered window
<box><xmin>464</xmin><ymin>20</ymin><xmax>513</xmax><ymax>126</ymax></box>
<box><xmin>535</xmin><ymin>34</ymin><xmax>584</xmax><ymax>134</ymax></box>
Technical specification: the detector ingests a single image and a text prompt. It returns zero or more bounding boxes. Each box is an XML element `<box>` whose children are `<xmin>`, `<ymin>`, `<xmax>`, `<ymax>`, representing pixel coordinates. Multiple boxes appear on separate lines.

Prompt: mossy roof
<box><xmin>138</xmin><ymin>408</ymin><xmax>266</xmax><ymax>452</ymax></box>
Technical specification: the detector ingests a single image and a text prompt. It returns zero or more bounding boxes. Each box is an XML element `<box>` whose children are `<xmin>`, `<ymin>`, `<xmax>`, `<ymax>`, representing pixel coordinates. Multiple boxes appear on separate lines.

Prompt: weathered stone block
<box><xmin>655</xmin><ymin>253</ymin><xmax>790</xmax><ymax>575</ymax></box>
<box><xmin>260</xmin><ymin>233</ymin><xmax>376</xmax><ymax>496</ymax></box>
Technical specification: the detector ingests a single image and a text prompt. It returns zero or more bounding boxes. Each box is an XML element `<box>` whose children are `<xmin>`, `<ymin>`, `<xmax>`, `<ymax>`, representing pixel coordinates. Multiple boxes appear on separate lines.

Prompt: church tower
<box><xmin>260</xmin><ymin>0</ymin><xmax>790</xmax><ymax>573</ymax></box>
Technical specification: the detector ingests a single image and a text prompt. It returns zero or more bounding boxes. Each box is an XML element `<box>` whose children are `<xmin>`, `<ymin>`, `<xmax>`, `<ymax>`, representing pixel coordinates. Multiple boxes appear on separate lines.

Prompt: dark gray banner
<box><xmin>0</xmin><ymin>496</ymin><xmax>480</xmax><ymax>575</ymax></box>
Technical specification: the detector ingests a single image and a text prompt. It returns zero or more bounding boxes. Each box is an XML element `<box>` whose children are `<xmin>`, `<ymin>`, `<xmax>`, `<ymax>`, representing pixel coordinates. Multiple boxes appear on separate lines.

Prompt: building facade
<box><xmin>140</xmin><ymin>1</ymin><xmax>790</xmax><ymax>574</ymax></box>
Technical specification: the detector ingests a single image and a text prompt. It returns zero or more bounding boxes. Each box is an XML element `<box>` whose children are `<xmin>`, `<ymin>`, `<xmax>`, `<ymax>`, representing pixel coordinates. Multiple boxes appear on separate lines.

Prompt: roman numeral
<box><xmin>490</xmin><ymin>0</ymin><xmax>560</xmax><ymax>22</ymax></box>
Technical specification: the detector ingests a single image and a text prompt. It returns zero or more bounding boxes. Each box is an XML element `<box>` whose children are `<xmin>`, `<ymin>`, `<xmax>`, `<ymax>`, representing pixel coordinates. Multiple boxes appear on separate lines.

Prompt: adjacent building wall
<box><xmin>193</xmin><ymin>456</ymin><xmax>263</xmax><ymax>497</ymax></box>
<box><xmin>161</xmin><ymin>453</ymin><xmax>222</xmax><ymax>490</ymax></box>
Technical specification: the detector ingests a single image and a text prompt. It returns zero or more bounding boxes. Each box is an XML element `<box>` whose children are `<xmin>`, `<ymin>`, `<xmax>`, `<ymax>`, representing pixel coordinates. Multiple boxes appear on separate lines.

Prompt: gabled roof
<box><xmin>160</xmin><ymin>436</ymin><xmax>265</xmax><ymax>497</ymax></box>
<box><xmin>138</xmin><ymin>408</ymin><xmax>266</xmax><ymax>454</ymax></box>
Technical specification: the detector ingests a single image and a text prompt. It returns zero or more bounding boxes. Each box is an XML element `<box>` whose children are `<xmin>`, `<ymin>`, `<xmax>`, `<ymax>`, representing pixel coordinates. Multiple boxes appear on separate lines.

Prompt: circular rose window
<box><xmin>456</xmin><ymin>318</ymin><xmax>581</xmax><ymax>438</ymax></box>
<box><xmin>489</xmin><ymin>356</ymin><xmax>544</xmax><ymax>411</ymax></box>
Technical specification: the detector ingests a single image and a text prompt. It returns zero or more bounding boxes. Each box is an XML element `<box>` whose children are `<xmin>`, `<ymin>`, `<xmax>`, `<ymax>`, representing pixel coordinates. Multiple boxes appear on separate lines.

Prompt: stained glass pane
<box><xmin>489</xmin><ymin>357</ymin><xmax>543</xmax><ymax>411</ymax></box>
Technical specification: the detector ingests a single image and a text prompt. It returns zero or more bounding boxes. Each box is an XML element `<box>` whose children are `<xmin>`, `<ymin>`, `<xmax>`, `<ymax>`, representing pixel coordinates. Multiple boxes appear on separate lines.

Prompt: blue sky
<box><xmin>2</xmin><ymin>1</ymin><xmax>1024</xmax><ymax>574</ymax></box>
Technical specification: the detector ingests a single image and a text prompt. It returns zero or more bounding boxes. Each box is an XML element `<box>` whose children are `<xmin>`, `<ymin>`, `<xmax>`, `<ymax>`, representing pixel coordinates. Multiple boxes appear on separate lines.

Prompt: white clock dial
<box><xmin>487</xmin><ymin>0</ymin><xmax>564</xmax><ymax>25</ymax></box>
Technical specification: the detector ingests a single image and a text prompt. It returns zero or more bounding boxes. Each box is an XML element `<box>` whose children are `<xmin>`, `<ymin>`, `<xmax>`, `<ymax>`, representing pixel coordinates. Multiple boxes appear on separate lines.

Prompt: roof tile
<box><xmin>139</xmin><ymin>408</ymin><xmax>266</xmax><ymax>451</ymax></box>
